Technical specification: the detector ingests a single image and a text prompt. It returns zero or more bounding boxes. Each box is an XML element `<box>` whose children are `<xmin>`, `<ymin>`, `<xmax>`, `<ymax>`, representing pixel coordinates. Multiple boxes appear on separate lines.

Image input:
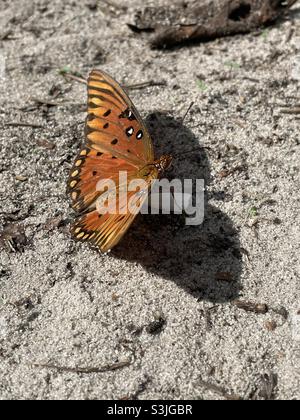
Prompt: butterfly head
<box><xmin>154</xmin><ymin>155</ymin><xmax>173</xmax><ymax>173</ymax></box>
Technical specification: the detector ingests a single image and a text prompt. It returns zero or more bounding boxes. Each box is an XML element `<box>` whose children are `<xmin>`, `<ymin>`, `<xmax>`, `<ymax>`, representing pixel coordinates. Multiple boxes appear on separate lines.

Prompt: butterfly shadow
<box><xmin>112</xmin><ymin>112</ymin><xmax>243</xmax><ymax>303</ymax></box>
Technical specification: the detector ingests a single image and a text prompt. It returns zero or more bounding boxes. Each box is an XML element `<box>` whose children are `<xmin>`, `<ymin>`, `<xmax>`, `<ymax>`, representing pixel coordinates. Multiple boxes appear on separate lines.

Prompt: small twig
<box><xmin>31</xmin><ymin>97</ymin><xmax>65</xmax><ymax>107</ymax></box>
<box><xmin>36</xmin><ymin>139</ymin><xmax>56</xmax><ymax>150</ymax></box>
<box><xmin>124</xmin><ymin>80</ymin><xmax>167</xmax><ymax>90</ymax></box>
<box><xmin>61</xmin><ymin>74</ymin><xmax>166</xmax><ymax>91</ymax></box>
<box><xmin>285</xmin><ymin>26</ymin><xmax>294</xmax><ymax>43</ymax></box>
<box><xmin>199</xmin><ymin>379</ymin><xmax>242</xmax><ymax>400</ymax></box>
<box><xmin>233</xmin><ymin>300</ymin><xmax>269</xmax><ymax>314</ymax></box>
<box><xmin>62</xmin><ymin>73</ymin><xmax>87</xmax><ymax>85</ymax></box>
<box><xmin>280</xmin><ymin>107</ymin><xmax>300</xmax><ymax>115</ymax></box>
<box><xmin>0</xmin><ymin>30</ymin><xmax>13</xmax><ymax>41</ymax></box>
<box><xmin>243</xmin><ymin>76</ymin><xmax>260</xmax><ymax>83</ymax></box>
<box><xmin>284</xmin><ymin>96</ymin><xmax>300</xmax><ymax>101</ymax></box>
<box><xmin>5</xmin><ymin>122</ymin><xmax>44</xmax><ymax>129</ymax></box>
<box><xmin>31</xmin><ymin>360</ymin><xmax>131</xmax><ymax>374</ymax></box>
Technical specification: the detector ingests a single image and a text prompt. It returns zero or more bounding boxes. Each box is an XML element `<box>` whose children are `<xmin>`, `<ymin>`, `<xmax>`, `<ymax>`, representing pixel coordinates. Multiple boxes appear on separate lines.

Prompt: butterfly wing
<box><xmin>86</xmin><ymin>69</ymin><xmax>154</xmax><ymax>163</ymax></box>
<box><xmin>68</xmin><ymin>69</ymin><xmax>156</xmax><ymax>252</ymax></box>
<box><xmin>71</xmin><ymin>187</ymin><xmax>150</xmax><ymax>253</ymax></box>
<box><xmin>68</xmin><ymin>146</ymin><xmax>138</xmax><ymax>214</ymax></box>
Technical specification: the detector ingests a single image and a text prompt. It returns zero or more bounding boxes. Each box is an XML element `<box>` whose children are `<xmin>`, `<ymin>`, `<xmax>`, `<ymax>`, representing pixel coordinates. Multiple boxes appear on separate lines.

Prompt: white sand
<box><xmin>0</xmin><ymin>0</ymin><xmax>299</xmax><ymax>400</ymax></box>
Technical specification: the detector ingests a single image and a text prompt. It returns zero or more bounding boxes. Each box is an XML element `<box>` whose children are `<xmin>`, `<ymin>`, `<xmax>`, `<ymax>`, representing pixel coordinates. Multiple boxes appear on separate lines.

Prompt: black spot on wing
<box><xmin>103</xmin><ymin>109</ymin><xmax>111</xmax><ymax>117</ymax></box>
<box><xmin>126</xmin><ymin>127</ymin><xmax>134</xmax><ymax>137</ymax></box>
<box><xmin>136</xmin><ymin>130</ymin><xmax>143</xmax><ymax>140</ymax></box>
<box><xmin>119</xmin><ymin>108</ymin><xmax>136</xmax><ymax>121</ymax></box>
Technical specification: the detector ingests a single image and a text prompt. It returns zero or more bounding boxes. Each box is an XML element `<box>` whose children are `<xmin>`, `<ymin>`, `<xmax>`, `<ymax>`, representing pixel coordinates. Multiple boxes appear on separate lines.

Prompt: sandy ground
<box><xmin>0</xmin><ymin>0</ymin><xmax>299</xmax><ymax>400</ymax></box>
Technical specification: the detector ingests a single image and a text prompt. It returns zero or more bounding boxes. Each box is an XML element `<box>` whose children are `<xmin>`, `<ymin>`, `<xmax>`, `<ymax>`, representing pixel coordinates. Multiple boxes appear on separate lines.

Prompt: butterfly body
<box><xmin>68</xmin><ymin>69</ymin><xmax>172</xmax><ymax>253</ymax></box>
<box><xmin>152</xmin><ymin>155</ymin><xmax>173</xmax><ymax>173</ymax></box>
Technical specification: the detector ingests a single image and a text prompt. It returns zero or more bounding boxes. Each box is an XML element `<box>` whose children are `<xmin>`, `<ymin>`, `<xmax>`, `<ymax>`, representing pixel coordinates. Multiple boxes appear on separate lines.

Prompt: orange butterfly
<box><xmin>68</xmin><ymin>69</ymin><xmax>172</xmax><ymax>253</ymax></box>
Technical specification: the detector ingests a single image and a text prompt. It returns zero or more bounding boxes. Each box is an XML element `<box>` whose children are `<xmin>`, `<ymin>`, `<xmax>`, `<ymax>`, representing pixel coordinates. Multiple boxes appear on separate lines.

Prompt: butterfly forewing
<box><xmin>68</xmin><ymin>69</ymin><xmax>156</xmax><ymax>253</ymax></box>
<box><xmin>86</xmin><ymin>69</ymin><xmax>154</xmax><ymax>163</ymax></box>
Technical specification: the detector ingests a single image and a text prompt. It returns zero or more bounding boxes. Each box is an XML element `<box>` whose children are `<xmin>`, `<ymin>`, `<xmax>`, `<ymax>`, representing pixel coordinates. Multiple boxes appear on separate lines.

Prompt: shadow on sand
<box><xmin>113</xmin><ymin>112</ymin><xmax>243</xmax><ymax>303</ymax></box>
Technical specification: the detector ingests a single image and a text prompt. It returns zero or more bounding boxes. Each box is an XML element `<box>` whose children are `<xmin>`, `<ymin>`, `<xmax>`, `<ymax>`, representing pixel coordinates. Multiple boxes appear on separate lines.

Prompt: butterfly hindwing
<box><xmin>71</xmin><ymin>187</ymin><xmax>149</xmax><ymax>253</ymax></box>
<box><xmin>68</xmin><ymin>147</ymin><xmax>138</xmax><ymax>213</ymax></box>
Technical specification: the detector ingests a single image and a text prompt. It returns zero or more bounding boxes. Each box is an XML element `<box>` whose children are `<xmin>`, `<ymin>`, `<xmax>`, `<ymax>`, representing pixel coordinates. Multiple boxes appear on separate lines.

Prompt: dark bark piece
<box><xmin>0</xmin><ymin>224</ymin><xmax>28</xmax><ymax>252</ymax></box>
<box><xmin>257</xmin><ymin>373</ymin><xmax>278</xmax><ymax>400</ymax></box>
<box><xmin>233</xmin><ymin>300</ymin><xmax>269</xmax><ymax>314</ymax></box>
<box><xmin>128</xmin><ymin>0</ymin><xmax>298</xmax><ymax>49</ymax></box>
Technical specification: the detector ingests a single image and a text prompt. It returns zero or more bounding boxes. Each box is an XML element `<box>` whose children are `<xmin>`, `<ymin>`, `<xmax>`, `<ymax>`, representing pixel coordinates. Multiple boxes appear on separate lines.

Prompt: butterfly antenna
<box><xmin>173</xmin><ymin>147</ymin><xmax>204</xmax><ymax>159</ymax></box>
<box><xmin>172</xmin><ymin>101</ymin><xmax>202</xmax><ymax>159</ymax></box>
<box><xmin>173</xmin><ymin>101</ymin><xmax>194</xmax><ymax>145</ymax></box>
<box><xmin>181</xmin><ymin>101</ymin><xmax>195</xmax><ymax>124</ymax></box>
